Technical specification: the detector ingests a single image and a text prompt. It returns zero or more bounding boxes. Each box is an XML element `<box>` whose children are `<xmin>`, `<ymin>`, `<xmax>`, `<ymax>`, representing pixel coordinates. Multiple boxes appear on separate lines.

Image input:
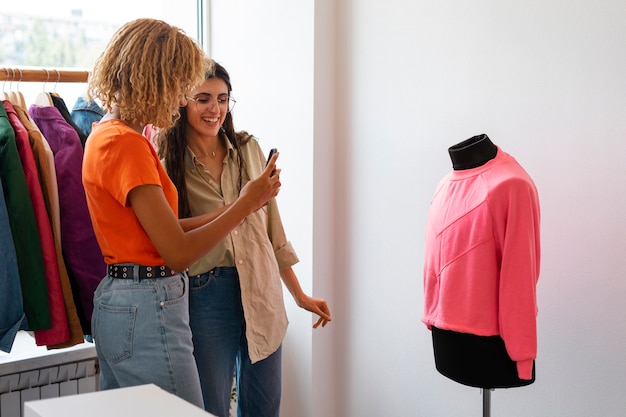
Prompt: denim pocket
<box><xmin>95</xmin><ymin>303</ymin><xmax>136</xmax><ymax>364</ymax></box>
<box><xmin>189</xmin><ymin>272</ymin><xmax>212</xmax><ymax>292</ymax></box>
<box><xmin>162</xmin><ymin>276</ymin><xmax>186</xmax><ymax>306</ymax></box>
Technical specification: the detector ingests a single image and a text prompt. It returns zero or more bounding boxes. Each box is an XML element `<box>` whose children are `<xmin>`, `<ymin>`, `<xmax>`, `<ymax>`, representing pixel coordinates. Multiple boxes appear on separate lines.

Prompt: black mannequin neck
<box><xmin>448</xmin><ymin>134</ymin><xmax>498</xmax><ymax>170</ymax></box>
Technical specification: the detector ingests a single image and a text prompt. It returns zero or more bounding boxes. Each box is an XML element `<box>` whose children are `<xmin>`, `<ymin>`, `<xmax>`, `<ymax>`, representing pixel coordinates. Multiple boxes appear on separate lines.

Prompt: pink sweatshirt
<box><xmin>422</xmin><ymin>149</ymin><xmax>540</xmax><ymax>380</ymax></box>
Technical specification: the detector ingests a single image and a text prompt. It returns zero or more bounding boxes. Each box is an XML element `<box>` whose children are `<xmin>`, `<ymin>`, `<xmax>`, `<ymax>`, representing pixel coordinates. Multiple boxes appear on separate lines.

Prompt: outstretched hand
<box><xmin>298</xmin><ymin>295</ymin><xmax>332</xmax><ymax>329</ymax></box>
<box><xmin>280</xmin><ymin>264</ymin><xmax>332</xmax><ymax>329</ymax></box>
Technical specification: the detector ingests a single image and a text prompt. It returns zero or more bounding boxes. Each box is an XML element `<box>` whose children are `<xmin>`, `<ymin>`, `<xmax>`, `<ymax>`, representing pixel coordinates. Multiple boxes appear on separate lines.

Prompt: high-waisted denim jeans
<box><xmin>92</xmin><ymin>266</ymin><xmax>203</xmax><ymax>407</ymax></box>
<box><xmin>189</xmin><ymin>267</ymin><xmax>282</xmax><ymax>417</ymax></box>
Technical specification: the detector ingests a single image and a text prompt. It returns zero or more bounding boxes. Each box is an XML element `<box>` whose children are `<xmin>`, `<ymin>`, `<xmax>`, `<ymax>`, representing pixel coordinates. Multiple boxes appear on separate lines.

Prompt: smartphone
<box><xmin>266</xmin><ymin>148</ymin><xmax>278</xmax><ymax>167</ymax></box>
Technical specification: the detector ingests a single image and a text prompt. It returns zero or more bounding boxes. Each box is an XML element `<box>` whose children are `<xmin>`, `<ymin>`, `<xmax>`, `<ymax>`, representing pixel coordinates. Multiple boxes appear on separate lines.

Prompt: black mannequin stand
<box><xmin>482</xmin><ymin>389</ymin><xmax>493</xmax><ymax>417</ymax></box>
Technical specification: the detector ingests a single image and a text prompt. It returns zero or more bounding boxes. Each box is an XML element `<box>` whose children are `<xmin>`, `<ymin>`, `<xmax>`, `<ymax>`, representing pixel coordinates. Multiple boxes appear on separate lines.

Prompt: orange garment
<box><xmin>82</xmin><ymin>120</ymin><xmax>177</xmax><ymax>266</ymax></box>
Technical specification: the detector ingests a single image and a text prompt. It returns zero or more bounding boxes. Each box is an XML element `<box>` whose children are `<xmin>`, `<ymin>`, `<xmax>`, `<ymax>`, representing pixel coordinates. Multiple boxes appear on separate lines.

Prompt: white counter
<box><xmin>24</xmin><ymin>384</ymin><xmax>216</xmax><ymax>417</ymax></box>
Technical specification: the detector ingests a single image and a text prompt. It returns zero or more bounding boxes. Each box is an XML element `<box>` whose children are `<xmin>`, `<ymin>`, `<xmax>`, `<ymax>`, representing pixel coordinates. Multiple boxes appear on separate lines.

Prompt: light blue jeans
<box><xmin>189</xmin><ymin>267</ymin><xmax>282</xmax><ymax>417</ymax></box>
<box><xmin>92</xmin><ymin>267</ymin><xmax>203</xmax><ymax>407</ymax></box>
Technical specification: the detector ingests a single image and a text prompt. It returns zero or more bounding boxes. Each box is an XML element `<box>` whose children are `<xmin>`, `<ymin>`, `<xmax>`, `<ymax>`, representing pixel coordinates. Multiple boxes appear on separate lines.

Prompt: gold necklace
<box><xmin>207</xmin><ymin>142</ymin><xmax>224</xmax><ymax>158</ymax></box>
<box><xmin>191</xmin><ymin>139</ymin><xmax>222</xmax><ymax>159</ymax></box>
<box><xmin>195</xmin><ymin>148</ymin><xmax>218</xmax><ymax>158</ymax></box>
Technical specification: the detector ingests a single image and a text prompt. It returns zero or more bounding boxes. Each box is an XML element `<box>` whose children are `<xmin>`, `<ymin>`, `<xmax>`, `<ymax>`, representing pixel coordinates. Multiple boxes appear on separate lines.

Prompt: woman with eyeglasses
<box><xmin>82</xmin><ymin>19</ymin><xmax>281</xmax><ymax>408</ymax></box>
<box><xmin>157</xmin><ymin>58</ymin><xmax>332</xmax><ymax>417</ymax></box>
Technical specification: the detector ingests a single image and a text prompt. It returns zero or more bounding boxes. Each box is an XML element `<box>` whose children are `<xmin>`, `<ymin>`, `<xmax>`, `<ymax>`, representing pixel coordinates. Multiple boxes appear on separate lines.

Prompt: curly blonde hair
<box><xmin>87</xmin><ymin>18</ymin><xmax>206</xmax><ymax>130</ymax></box>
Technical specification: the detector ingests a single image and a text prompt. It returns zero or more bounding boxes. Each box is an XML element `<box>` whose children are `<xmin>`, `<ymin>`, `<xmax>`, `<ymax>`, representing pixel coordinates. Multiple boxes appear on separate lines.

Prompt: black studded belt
<box><xmin>107</xmin><ymin>264</ymin><xmax>178</xmax><ymax>279</ymax></box>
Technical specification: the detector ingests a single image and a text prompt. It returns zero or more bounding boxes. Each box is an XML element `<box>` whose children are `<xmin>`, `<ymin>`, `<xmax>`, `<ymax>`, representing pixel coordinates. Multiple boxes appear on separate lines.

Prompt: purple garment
<box><xmin>29</xmin><ymin>104</ymin><xmax>106</xmax><ymax>333</ymax></box>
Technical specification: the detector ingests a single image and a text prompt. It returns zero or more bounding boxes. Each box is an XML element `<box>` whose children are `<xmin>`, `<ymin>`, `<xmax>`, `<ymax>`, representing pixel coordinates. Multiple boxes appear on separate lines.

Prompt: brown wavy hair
<box><xmin>157</xmin><ymin>58</ymin><xmax>252</xmax><ymax>218</ymax></box>
<box><xmin>87</xmin><ymin>18</ymin><xmax>206</xmax><ymax>130</ymax></box>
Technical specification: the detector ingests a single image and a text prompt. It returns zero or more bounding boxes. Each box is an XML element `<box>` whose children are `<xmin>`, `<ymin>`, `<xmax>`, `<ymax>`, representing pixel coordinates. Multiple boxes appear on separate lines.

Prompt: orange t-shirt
<box><xmin>82</xmin><ymin>119</ymin><xmax>177</xmax><ymax>266</ymax></box>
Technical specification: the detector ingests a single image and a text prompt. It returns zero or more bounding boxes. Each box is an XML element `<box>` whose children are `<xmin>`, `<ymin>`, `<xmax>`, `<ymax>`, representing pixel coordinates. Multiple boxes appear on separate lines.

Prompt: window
<box><xmin>1</xmin><ymin>0</ymin><xmax>202</xmax><ymax>104</ymax></box>
<box><xmin>0</xmin><ymin>0</ymin><xmax>203</xmax><ymax>359</ymax></box>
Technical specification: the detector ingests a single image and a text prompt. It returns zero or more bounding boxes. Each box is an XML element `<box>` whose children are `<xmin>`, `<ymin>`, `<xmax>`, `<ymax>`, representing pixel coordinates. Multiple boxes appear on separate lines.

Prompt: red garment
<box><xmin>423</xmin><ymin>149</ymin><xmax>541</xmax><ymax>379</ymax></box>
<box><xmin>4</xmin><ymin>101</ymin><xmax>70</xmax><ymax>346</ymax></box>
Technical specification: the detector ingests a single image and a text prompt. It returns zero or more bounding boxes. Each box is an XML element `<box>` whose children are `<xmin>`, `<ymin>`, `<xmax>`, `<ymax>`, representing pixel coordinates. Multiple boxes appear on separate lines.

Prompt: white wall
<box><xmin>314</xmin><ymin>0</ymin><xmax>626</xmax><ymax>416</ymax></box>
<box><xmin>206</xmin><ymin>0</ymin><xmax>625</xmax><ymax>416</ymax></box>
<box><xmin>207</xmin><ymin>2</ymin><xmax>315</xmax><ymax>417</ymax></box>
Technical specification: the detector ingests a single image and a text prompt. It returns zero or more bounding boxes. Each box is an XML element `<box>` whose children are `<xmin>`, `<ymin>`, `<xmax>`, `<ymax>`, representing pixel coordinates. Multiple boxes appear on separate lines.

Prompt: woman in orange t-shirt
<box><xmin>82</xmin><ymin>18</ymin><xmax>281</xmax><ymax>407</ymax></box>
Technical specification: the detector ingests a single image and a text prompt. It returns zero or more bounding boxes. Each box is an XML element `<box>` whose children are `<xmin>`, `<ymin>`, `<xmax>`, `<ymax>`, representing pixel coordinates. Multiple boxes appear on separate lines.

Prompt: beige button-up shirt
<box><xmin>172</xmin><ymin>136</ymin><xmax>298</xmax><ymax>363</ymax></box>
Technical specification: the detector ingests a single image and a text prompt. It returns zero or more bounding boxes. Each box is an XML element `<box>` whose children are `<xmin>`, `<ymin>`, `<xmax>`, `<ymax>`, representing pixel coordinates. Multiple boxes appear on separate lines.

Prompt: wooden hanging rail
<box><xmin>0</xmin><ymin>68</ymin><xmax>90</xmax><ymax>83</ymax></box>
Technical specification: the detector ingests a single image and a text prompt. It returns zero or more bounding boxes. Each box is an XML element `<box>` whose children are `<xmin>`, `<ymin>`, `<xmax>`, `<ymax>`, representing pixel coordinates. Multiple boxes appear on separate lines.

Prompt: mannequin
<box><xmin>423</xmin><ymin>134</ymin><xmax>540</xmax><ymax>390</ymax></box>
<box><xmin>448</xmin><ymin>134</ymin><xmax>497</xmax><ymax>170</ymax></box>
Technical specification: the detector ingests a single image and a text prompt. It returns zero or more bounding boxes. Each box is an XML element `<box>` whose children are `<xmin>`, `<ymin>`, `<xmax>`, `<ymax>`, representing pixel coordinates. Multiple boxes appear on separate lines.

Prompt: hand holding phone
<box><xmin>266</xmin><ymin>148</ymin><xmax>278</xmax><ymax>167</ymax></box>
<box><xmin>266</xmin><ymin>148</ymin><xmax>278</xmax><ymax>176</ymax></box>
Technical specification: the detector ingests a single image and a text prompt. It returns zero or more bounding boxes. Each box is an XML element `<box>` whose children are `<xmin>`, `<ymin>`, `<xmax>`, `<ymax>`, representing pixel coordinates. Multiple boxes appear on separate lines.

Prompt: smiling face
<box><xmin>185</xmin><ymin>77</ymin><xmax>230</xmax><ymax>139</ymax></box>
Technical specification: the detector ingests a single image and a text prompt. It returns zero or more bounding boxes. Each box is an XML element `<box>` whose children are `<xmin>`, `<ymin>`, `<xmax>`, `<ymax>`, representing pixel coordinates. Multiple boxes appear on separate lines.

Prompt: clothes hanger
<box><xmin>9</xmin><ymin>69</ymin><xmax>22</xmax><ymax>106</ymax></box>
<box><xmin>51</xmin><ymin>69</ymin><xmax>61</xmax><ymax>98</ymax></box>
<box><xmin>1</xmin><ymin>69</ymin><xmax>10</xmax><ymax>101</ymax></box>
<box><xmin>8</xmin><ymin>69</ymin><xmax>27</xmax><ymax>108</ymax></box>
<box><xmin>34</xmin><ymin>69</ymin><xmax>54</xmax><ymax>106</ymax></box>
<box><xmin>15</xmin><ymin>69</ymin><xmax>27</xmax><ymax>108</ymax></box>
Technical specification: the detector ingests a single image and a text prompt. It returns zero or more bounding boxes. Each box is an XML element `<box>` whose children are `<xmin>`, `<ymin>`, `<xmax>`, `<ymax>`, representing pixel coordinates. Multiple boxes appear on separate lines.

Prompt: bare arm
<box><xmin>129</xmin><ymin>153</ymin><xmax>281</xmax><ymax>271</ymax></box>
<box><xmin>280</xmin><ymin>266</ymin><xmax>332</xmax><ymax>328</ymax></box>
<box><xmin>179</xmin><ymin>205</ymin><xmax>229</xmax><ymax>232</ymax></box>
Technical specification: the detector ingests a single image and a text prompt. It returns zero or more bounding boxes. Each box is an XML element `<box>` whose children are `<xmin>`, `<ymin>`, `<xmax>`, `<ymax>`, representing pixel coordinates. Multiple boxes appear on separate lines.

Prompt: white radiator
<box><xmin>0</xmin><ymin>332</ymin><xmax>99</xmax><ymax>417</ymax></box>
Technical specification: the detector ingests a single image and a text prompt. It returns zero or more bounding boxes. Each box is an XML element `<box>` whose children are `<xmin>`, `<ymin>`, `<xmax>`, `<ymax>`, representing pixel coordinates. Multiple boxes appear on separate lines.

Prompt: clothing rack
<box><xmin>0</xmin><ymin>68</ymin><xmax>89</xmax><ymax>83</ymax></box>
<box><xmin>1</xmin><ymin>65</ymin><xmax>101</xmax><ymax>413</ymax></box>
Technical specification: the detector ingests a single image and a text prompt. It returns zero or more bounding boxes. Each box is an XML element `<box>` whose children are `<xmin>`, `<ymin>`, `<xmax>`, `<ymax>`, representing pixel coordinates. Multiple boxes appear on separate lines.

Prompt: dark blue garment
<box><xmin>70</xmin><ymin>96</ymin><xmax>104</xmax><ymax>139</ymax></box>
<box><xmin>0</xmin><ymin>180</ymin><xmax>28</xmax><ymax>353</ymax></box>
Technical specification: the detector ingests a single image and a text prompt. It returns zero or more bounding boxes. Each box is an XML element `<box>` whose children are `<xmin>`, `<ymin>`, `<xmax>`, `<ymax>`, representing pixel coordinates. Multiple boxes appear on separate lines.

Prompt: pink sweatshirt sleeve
<box><xmin>489</xmin><ymin>175</ymin><xmax>541</xmax><ymax>380</ymax></box>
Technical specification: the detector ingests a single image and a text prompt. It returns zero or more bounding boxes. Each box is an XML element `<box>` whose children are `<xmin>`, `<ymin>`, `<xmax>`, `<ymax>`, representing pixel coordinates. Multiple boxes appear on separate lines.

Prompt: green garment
<box><xmin>0</xmin><ymin>102</ymin><xmax>51</xmax><ymax>330</ymax></box>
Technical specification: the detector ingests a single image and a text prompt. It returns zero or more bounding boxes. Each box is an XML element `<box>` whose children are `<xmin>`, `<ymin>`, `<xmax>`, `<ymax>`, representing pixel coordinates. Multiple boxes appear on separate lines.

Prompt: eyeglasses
<box><xmin>185</xmin><ymin>94</ymin><xmax>236</xmax><ymax>113</ymax></box>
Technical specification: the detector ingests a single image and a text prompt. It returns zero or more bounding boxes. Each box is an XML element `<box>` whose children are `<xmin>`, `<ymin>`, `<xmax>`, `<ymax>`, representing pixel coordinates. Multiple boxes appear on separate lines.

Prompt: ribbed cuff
<box><xmin>516</xmin><ymin>359</ymin><xmax>534</xmax><ymax>380</ymax></box>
